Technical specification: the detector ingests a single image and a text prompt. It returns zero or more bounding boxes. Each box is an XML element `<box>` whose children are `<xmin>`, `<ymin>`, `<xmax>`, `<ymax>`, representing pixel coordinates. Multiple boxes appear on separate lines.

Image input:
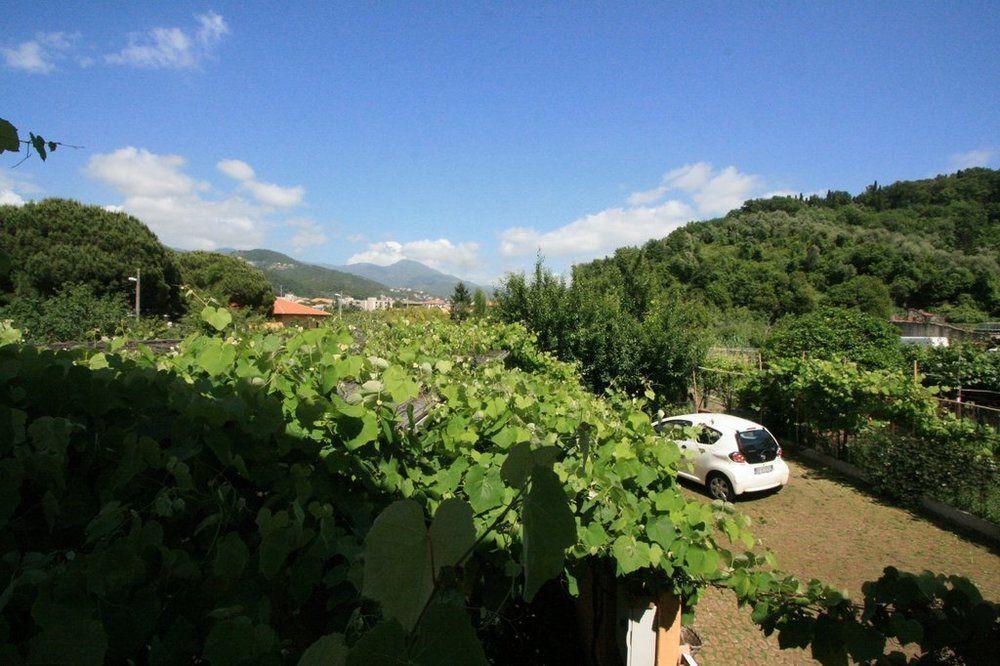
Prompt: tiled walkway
<box><xmin>683</xmin><ymin>455</ymin><xmax>1000</xmax><ymax>665</ymax></box>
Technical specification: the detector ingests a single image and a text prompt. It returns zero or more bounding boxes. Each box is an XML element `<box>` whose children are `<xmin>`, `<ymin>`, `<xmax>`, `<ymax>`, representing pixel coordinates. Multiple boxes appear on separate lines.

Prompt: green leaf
<box><xmin>29</xmin><ymin>616</ymin><xmax>108</xmax><ymax>666</ymax></box>
<box><xmin>842</xmin><ymin>620</ymin><xmax>886</xmax><ymax>663</ymax></box>
<box><xmin>645</xmin><ymin>516</ymin><xmax>676</xmax><ymax>550</ymax></box>
<box><xmin>197</xmin><ymin>342</ymin><xmax>236</xmax><ymax>376</ymax></box>
<box><xmin>383</xmin><ymin>365</ymin><xmax>419</xmax><ymax>403</ymax></box>
<box><xmin>0</xmin><ymin>118</ymin><xmax>18</xmax><ymax>153</ymax></box>
<box><xmin>464</xmin><ymin>465</ymin><xmax>505</xmax><ymax>514</ymax></box>
<box><xmin>409</xmin><ymin>604</ymin><xmax>488</xmax><ymax>665</ymax></box>
<box><xmin>30</xmin><ymin>133</ymin><xmax>46</xmax><ymax>161</ymax></box>
<box><xmin>887</xmin><ymin>614</ymin><xmax>923</xmax><ymax>646</ymax></box>
<box><xmin>522</xmin><ymin>465</ymin><xmax>576</xmax><ymax>601</ymax></box>
<box><xmin>299</xmin><ymin>633</ymin><xmax>348</xmax><ymax>666</ymax></box>
<box><xmin>201</xmin><ymin>305</ymin><xmax>233</xmax><ymax>331</ymax></box>
<box><xmin>500</xmin><ymin>441</ymin><xmax>533</xmax><ymax>488</ymax></box>
<box><xmin>213</xmin><ymin>532</ymin><xmax>249</xmax><ymax>585</ymax></box>
<box><xmin>362</xmin><ymin>500</ymin><xmax>433</xmax><ymax>631</ymax></box>
<box><xmin>612</xmin><ymin>535</ymin><xmax>651</xmax><ymax>574</ymax></box>
<box><xmin>345</xmin><ymin>620</ymin><xmax>407</xmax><ymax>666</ymax></box>
<box><xmin>429</xmin><ymin>498</ymin><xmax>475</xmax><ymax>573</ymax></box>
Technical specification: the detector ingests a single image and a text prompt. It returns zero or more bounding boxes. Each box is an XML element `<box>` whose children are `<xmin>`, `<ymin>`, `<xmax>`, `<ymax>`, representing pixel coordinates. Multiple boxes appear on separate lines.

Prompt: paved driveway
<box><xmin>683</xmin><ymin>454</ymin><xmax>1000</xmax><ymax>665</ymax></box>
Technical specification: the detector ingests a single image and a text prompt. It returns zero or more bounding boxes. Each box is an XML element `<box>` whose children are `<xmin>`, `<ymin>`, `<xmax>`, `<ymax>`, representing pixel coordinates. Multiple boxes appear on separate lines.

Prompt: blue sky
<box><xmin>2</xmin><ymin>2</ymin><xmax>998</xmax><ymax>283</ymax></box>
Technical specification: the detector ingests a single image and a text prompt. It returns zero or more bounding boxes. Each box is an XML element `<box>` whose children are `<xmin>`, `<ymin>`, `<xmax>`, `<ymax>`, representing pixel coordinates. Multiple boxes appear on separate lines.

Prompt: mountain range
<box><xmin>328</xmin><ymin>259</ymin><xmax>489</xmax><ymax>298</ymax></box>
<box><xmin>226</xmin><ymin>249</ymin><xmax>487</xmax><ymax>299</ymax></box>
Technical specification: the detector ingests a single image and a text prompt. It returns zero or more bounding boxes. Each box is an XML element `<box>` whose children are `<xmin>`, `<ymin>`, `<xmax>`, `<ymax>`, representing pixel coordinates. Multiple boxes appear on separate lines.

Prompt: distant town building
<box><xmin>358</xmin><ymin>296</ymin><xmax>393</xmax><ymax>311</ymax></box>
<box><xmin>271</xmin><ymin>298</ymin><xmax>332</xmax><ymax>327</ymax></box>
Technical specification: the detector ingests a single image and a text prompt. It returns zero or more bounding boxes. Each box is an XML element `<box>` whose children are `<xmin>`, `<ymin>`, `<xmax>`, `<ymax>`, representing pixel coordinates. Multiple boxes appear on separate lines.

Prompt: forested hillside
<box><xmin>228</xmin><ymin>249</ymin><xmax>389</xmax><ymax>298</ymax></box>
<box><xmin>574</xmin><ymin>168</ymin><xmax>1000</xmax><ymax>324</ymax></box>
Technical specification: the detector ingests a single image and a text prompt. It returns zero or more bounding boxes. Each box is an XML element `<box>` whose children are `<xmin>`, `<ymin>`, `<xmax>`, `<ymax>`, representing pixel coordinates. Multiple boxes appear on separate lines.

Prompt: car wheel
<box><xmin>707</xmin><ymin>473</ymin><xmax>734</xmax><ymax>502</ymax></box>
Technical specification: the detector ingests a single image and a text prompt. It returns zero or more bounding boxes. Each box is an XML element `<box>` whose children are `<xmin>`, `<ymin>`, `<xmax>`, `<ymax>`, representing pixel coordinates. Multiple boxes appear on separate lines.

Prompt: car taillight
<box><xmin>776</xmin><ymin>447</ymin><xmax>783</xmax><ymax>457</ymax></box>
<box><xmin>728</xmin><ymin>451</ymin><xmax>746</xmax><ymax>463</ymax></box>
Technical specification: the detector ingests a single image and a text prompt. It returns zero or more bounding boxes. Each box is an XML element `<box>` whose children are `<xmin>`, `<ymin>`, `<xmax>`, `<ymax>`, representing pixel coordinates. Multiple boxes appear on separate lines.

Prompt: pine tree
<box><xmin>472</xmin><ymin>288</ymin><xmax>487</xmax><ymax>317</ymax></box>
<box><xmin>450</xmin><ymin>282</ymin><xmax>472</xmax><ymax>321</ymax></box>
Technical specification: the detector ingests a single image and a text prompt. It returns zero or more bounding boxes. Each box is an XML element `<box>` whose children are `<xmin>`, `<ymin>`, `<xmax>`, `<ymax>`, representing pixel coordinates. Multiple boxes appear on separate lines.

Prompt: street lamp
<box><xmin>128</xmin><ymin>268</ymin><xmax>141</xmax><ymax>318</ymax></box>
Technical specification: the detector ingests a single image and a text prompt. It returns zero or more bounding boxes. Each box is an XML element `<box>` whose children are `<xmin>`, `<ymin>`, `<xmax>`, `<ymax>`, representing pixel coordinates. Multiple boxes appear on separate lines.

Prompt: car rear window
<box><xmin>736</xmin><ymin>429</ymin><xmax>777</xmax><ymax>448</ymax></box>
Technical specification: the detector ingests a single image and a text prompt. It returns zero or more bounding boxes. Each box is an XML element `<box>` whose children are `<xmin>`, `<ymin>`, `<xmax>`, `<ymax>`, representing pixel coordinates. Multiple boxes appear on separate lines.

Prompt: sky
<box><xmin>2</xmin><ymin>2</ymin><xmax>998</xmax><ymax>284</ymax></box>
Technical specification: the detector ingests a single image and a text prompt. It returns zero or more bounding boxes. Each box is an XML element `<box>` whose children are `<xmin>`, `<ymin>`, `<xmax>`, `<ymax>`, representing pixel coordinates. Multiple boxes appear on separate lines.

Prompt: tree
<box><xmin>825</xmin><ymin>275</ymin><xmax>893</xmax><ymax>318</ymax></box>
<box><xmin>0</xmin><ymin>199</ymin><xmax>184</xmax><ymax>316</ymax></box>
<box><xmin>471</xmin><ymin>288</ymin><xmax>487</xmax><ymax>317</ymax></box>
<box><xmin>764</xmin><ymin>307</ymin><xmax>904</xmax><ymax>370</ymax></box>
<box><xmin>450</xmin><ymin>281</ymin><xmax>472</xmax><ymax>321</ymax></box>
<box><xmin>176</xmin><ymin>251</ymin><xmax>274</xmax><ymax>314</ymax></box>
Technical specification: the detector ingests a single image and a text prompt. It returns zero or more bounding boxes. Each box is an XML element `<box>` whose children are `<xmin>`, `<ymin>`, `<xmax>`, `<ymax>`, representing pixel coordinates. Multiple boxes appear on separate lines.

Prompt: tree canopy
<box><xmin>176</xmin><ymin>251</ymin><xmax>274</xmax><ymax>313</ymax></box>
<box><xmin>0</xmin><ymin>198</ymin><xmax>183</xmax><ymax>315</ymax></box>
<box><xmin>573</xmin><ymin>168</ymin><xmax>1000</xmax><ymax>323</ymax></box>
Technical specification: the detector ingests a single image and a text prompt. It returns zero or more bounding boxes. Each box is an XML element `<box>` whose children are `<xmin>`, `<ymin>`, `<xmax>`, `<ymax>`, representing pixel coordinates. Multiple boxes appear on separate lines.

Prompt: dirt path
<box><xmin>683</xmin><ymin>454</ymin><xmax>1000</xmax><ymax>665</ymax></box>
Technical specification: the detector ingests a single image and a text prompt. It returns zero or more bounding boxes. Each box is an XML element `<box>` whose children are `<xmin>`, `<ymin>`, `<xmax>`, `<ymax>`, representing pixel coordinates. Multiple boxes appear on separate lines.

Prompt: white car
<box><xmin>654</xmin><ymin>412</ymin><xmax>789</xmax><ymax>502</ymax></box>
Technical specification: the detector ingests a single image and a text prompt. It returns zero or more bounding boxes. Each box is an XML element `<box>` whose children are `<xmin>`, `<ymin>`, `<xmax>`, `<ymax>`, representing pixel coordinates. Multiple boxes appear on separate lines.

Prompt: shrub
<box><xmin>0</xmin><ymin>284</ymin><xmax>132</xmax><ymax>341</ymax></box>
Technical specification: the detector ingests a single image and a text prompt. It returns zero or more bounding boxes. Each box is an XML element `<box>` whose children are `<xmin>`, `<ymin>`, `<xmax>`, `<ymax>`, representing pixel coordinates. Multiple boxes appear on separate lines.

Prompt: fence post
<box><xmin>654</xmin><ymin>591</ymin><xmax>682</xmax><ymax>666</ymax></box>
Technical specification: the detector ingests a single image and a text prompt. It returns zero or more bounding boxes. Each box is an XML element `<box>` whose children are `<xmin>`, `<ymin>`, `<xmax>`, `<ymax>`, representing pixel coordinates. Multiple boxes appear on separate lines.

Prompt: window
<box><xmin>655</xmin><ymin>419</ymin><xmax>690</xmax><ymax>437</ymax></box>
<box><xmin>695</xmin><ymin>426</ymin><xmax>723</xmax><ymax>446</ymax></box>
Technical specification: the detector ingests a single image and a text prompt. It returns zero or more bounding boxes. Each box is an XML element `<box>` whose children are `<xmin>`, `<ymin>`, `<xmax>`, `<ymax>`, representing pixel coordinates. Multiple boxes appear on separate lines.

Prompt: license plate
<box><xmin>754</xmin><ymin>465</ymin><xmax>773</xmax><ymax>475</ymax></box>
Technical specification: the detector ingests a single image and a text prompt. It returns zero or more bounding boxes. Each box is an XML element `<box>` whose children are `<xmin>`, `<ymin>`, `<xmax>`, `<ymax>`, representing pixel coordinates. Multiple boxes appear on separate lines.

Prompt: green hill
<box><xmin>573</xmin><ymin>167</ymin><xmax>1000</xmax><ymax>325</ymax></box>
<box><xmin>228</xmin><ymin>249</ymin><xmax>390</xmax><ymax>298</ymax></box>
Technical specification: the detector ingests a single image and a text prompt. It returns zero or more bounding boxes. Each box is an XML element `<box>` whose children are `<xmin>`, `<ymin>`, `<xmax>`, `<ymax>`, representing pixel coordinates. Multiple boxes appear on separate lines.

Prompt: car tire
<box><xmin>707</xmin><ymin>473</ymin><xmax>735</xmax><ymax>502</ymax></box>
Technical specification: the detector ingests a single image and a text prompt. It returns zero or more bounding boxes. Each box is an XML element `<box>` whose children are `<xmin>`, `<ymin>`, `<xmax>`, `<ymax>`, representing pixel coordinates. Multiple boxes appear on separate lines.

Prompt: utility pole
<box><xmin>128</xmin><ymin>268</ymin><xmax>141</xmax><ymax>318</ymax></box>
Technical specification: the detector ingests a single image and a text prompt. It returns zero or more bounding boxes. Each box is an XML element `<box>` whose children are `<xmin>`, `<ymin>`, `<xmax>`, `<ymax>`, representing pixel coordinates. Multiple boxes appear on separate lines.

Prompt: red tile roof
<box><xmin>271</xmin><ymin>298</ymin><xmax>332</xmax><ymax>317</ymax></box>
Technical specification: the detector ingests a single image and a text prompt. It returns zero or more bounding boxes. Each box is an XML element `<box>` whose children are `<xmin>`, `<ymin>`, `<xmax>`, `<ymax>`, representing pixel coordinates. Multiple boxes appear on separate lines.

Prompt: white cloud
<box><xmin>0</xmin><ymin>190</ymin><xmax>25</xmax><ymax>206</ymax></box>
<box><xmin>217</xmin><ymin>158</ymin><xmax>304</xmax><ymax>207</ymax></box>
<box><xmin>348</xmin><ymin>239</ymin><xmax>481</xmax><ymax>274</ymax></box>
<box><xmin>0</xmin><ymin>172</ymin><xmax>40</xmax><ymax>207</ymax></box>
<box><xmin>105</xmin><ymin>12</ymin><xmax>229</xmax><ymax>69</ymax></box>
<box><xmin>217</xmin><ymin>159</ymin><xmax>256</xmax><ymax>181</ymax></box>
<box><xmin>2</xmin><ymin>32</ymin><xmax>76</xmax><ymax>74</ymax></box>
<box><xmin>501</xmin><ymin>199</ymin><xmax>693</xmax><ymax>258</ymax></box>
<box><xmin>243</xmin><ymin>180</ymin><xmax>304</xmax><ymax>207</ymax></box>
<box><xmin>287</xmin><ymin>218</ymin><xmax>329</xmax><ymax>250</ymax></box>
<box><xmin>85</xmin><ymin>146</ymin><xmax>305</xmax><ymax>250</ymax></box>
<box><xmin>501</xmin><ymin>162</ymin><xmax>770</xmax><ymax>262</ymax></box>
<box><xmin>87</xmin><ymin>147</ymin><xmax>205</xmax><ymax>197</ymax></box>
<box><xmin>948</xmin><ymin>149</ymin><xmax>994</xmax><ymax>171</ymax></box>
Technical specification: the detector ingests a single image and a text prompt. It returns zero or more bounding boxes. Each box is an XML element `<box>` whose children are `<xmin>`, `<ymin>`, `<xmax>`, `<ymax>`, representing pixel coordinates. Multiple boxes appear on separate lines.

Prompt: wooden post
<box><xmin>913</xmin><ymin>359</ymin><xmax>919</xmax><ymax>381</ymax></box>
<box><xmin>690</xmin><ymin>370</ymin><xmax>699</xmax><ymax>412</ymax></box>
<box><xmin>654</xmin><ymin>591</ymin><xmax>682</xmax><ymax>666</ymax></box>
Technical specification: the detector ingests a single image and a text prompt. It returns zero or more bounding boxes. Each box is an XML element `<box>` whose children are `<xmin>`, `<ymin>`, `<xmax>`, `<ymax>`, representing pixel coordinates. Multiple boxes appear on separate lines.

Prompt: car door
<box><xmin>654</xmin><ymin>419</ymin><xmax>697</xmax><ymax>480</ymax></box>
<box><xmin>692</xmin><ymin>425</ymin><xmax>724</xmax><ymax>483</ymax></box>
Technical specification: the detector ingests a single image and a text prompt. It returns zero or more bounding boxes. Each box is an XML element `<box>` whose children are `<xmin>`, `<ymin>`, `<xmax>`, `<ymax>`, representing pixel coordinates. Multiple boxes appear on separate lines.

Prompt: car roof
<box><xmin>661</xmin><ymin>412</ymin><xmax>765</xmax><ymax>431</ymax></box>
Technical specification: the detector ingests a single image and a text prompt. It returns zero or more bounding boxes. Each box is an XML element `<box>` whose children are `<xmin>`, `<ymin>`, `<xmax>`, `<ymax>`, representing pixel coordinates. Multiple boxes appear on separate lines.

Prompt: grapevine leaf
<box><xmin>362</xmin><ymin>500</ymin><xmax>433</xmax><ymax>631</ymax></box>
<box><xmin>30</xmin><ymin>133</ymin><xmax>47</xmax><ymax>161</ymax></box>
<box><xmin>383</xmin><ymin>365</ymin><xmax>419</xmax><ymax>403</ymax></box>
<box><xmin>464</xmin><ymin>465</ymin><xmax>505</xmax><ymax>514</ymax></box>
<box><xmin>29</xmin><ymin>616</ymin><xmax>108</xmax><ymax>666</ymax></box>
<box><xmin>522</xmin><ymin>465</ymin><xmax>575</xmax><ymax>601</ymax></box>
<box><xmin>842</xmin><ymin>620</ymin><xmax>886</xmax><ymax>662</ymax></box>
<box><xmin>345</xmin><ymin>620</ymin><xmax>407</xmax><ymax>666</ymax></box>
<box><xmin>429</xmin><ymin>498</ymin><xmax>475</xmax><ymax>573</ymax></box>
<box><xmin>201</xmin><ymin>305</ymin><xmax>233</xmax><ymax>331</ymax></box>
<box><xmin>409</xmin><ymin>604</ymin><xmax>488</xmax><ymax>666</ymax></box>
<box><xmin>0</xmin><ymin>118</ymin><xmax>18</xmax><ymax>153</ymax></box>
<box><xmin>500</xmin><ymin>441</ymin><xmax>533</xmax><ymax>488</ymax></box>
<box><xmin>612</xmin><ymin>535</ymin><xmax>651</xmax><ymax>574</ymax></box>
<box><xmin>646</xmin><ymin>515</ymin><xmax>676</xmax><ymax>550</ymax></box>
<box><xmin>299</xmin><ymin>633</ymin><xmax>348</xmax><ymax>666</ymax></box>
<box><xmin>213</xmin><ymin>532</ymin><xmax>249</xmax><ymax>585</ymax></box>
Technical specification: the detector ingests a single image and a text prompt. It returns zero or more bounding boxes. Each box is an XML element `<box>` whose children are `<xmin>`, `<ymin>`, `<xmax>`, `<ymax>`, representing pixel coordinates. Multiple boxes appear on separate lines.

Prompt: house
<box><xmin>271</xmin><ymin>297</ymin><xmax>332</xmax><ymax>327</ymax></box>
<box><xmin>358</xmin><ymin>296</ymin><xmax>394</xmax><ymax>311</ymax></box>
